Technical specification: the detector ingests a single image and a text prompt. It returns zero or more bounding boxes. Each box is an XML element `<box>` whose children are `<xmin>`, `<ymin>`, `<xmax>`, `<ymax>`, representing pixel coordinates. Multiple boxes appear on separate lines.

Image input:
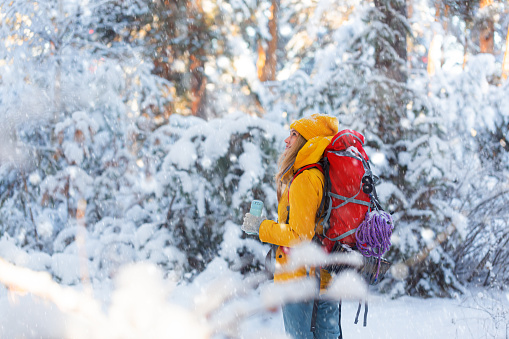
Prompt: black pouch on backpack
<box><xmin>324</xmin><ymin>242</ymin><xmax>391</xmax><ymax>285</ymax></box>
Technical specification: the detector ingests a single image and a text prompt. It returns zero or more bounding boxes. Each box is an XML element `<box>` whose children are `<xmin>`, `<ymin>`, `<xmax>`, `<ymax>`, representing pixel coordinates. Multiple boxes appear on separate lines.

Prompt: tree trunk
<box><xmin>187</xmin><ymin>0</ymin><xmax>207</xmax><ymax>118</ymax></box>
<box><xmin>258</xmin><ymin>0</ymin><xmax>279</xmax><ymax>82</ymax></box>
<box><xmin>406</xmin><ymin>0</ymin><xmax>415</xmax><ymax>71</ymax></box>
<box><xmin>190</xmin><ymin>54</ymin><xmax>207</xmax><ymax>117</ymax></box>
<box><xmin>427</xmin><ymin>4</ymin><xmax>449</xmax><ymax>76</ymax></box>
<box><xmin>479</xmin><ymin>0</ymin><xmax>494</xmax><ymax>54</ymax></box>
<box><xmin>427</xmin><ymin>35</ymin><xmax>439</xmax><ymax>76</ymax></box>
<box><xmin>53</xmin><ymin>0</ymin><xmax>64</xmax><ymax>117</ymax></box>
<box><xmin>463</xmin><ymin>26</ymin><xmax>469</xmax><ymax>69</ymax></box>
<box><xmin>479</xmin><ymin>20</ymin><xmax>494</xmax><ymax>54</ymax></box>
<box><xmin>441</xmin><ymin>5</ymin><xmax>449</xmax><ymax>66</ymax></box>
<box><xmin>256</xmin><ymin>42</ymin><xmax>266</xmax><ymax>80</ymax></box>
<box><xmin>373</xmin><ymin>0</ymin><xmax>408</xmax><ymax>83</ymax></box>
<box><xmin>502</xmin><ymin>25</ymin><xmax>509</xmax><ymax>80</ymax></box>
<box><xmin>427</xmin><ymin>3</ymin><xmax>440</xmax><ymax>76</ymax></box>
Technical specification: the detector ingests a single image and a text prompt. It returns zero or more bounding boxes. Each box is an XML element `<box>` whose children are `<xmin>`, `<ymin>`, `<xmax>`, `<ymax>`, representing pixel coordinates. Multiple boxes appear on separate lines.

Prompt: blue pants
<box><xmin>282</xmin><ymin>299</ymin><xmax>341</xmax><ymax>339</ymax></box>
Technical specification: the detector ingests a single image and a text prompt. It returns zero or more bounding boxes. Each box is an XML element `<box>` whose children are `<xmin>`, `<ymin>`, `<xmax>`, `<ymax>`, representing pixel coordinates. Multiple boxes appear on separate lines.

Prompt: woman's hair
<box><xmin>275</xmin><ymin>134</ymin><xmax>307</xmax><ymax>201</ymax></box>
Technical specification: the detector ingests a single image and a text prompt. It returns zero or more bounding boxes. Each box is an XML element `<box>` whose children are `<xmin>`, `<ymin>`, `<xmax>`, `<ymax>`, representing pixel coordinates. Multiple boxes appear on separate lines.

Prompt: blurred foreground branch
<box><xmin>0</xmin><ymin>257</ymin><xmax>104</xmax><ymax>321</ymax></box>
<box><xmin>404</xmin><ymin>223</ymin><xmax>457</xmax><ymax>267</ymax></box>
<box><xmin>0</xmin><ymin>259</ymin><xmax>211</xmax><ymax>339</ymax></box>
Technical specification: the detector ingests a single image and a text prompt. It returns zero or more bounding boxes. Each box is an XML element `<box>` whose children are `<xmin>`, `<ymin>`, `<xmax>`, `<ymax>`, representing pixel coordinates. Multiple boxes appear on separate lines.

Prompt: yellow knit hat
<box><xmin>290</xmin><ymin>114</ymin><xmax>339</xmax><ymax>141</ymax></box>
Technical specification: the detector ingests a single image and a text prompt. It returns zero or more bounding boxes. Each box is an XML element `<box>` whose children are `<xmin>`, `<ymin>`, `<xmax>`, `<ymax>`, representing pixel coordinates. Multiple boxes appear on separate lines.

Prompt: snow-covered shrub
<box><xmin>131</xmin><ymin>113</ymin><xmax>285</xmax><ymax>274</ymax></box>
<box><xmin>0</xmin><ymin>0</ymin><xmax>172</xmax><ymax>280</ymax></box>
<box><xmin>429</xmin><ymin>55</ymin><xmax>509</xmax><ymax>289</ymax></box>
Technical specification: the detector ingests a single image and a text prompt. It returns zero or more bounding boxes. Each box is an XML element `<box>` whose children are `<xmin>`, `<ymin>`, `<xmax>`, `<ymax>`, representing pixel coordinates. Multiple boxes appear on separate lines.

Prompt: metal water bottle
<box><xmin>249</xmin><ymin>200</ymin><xmax>264</xmax><ymax>217</ymax></box>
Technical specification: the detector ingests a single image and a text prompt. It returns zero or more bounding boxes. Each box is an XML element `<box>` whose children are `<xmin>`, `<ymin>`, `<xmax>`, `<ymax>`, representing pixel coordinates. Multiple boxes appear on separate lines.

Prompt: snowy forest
<box><xmin>1</xmin><ymin>0</ymin><xmax>509</xmax><ymax>338</ymax></box>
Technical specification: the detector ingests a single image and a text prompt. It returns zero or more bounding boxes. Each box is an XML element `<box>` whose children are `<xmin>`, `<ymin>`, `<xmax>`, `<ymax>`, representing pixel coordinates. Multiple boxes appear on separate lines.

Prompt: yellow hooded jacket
<box><xmin>259</xmin><ymin>115</ymin><xmax>338</xmax><ymax>290</ymax></box>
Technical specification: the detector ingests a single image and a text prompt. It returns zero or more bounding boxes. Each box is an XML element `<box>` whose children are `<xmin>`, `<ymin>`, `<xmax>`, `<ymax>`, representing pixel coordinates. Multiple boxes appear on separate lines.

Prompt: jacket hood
<box><xmin>294</xmin><ymin>135</ymin><xmax>334</xmax><ymax>170</ymax></box>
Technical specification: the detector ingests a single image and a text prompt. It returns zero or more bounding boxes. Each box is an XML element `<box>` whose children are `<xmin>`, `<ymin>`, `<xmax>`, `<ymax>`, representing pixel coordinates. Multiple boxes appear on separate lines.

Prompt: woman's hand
<box><xmin>241</xmin><ymin>213</ymin><xmax>263</xmax><ymax>235</ymax></box>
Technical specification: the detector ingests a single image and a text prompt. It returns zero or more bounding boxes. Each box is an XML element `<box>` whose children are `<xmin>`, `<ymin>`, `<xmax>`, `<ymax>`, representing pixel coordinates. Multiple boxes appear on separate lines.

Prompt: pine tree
<box><xmin>132</xmin><ymin>0</ymin><xmax>266</xmax><ymax>119</ymax></box>
<box><xmin>270</xmin><ymin>0</ymin><xmax>473</xmax><ymax>296</ymax></box>
<box><xmin>133</xmin><ymin>114</ymin><xmax>284</xmax><ymax>274</ymax></box>
<box><xmin>0</xmin><ymin>0</ymin><xmax>170</xmax><ymax>262</ymax></box>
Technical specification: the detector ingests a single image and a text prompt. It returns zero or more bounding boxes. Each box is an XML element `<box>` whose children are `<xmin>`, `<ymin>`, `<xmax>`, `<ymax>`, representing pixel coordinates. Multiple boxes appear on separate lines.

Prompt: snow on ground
<box><xmin>1</xmin><ymin>261</ymin><xmax>508</xmax><ymax>339</ymax></box>
<box><xmin>0</xmin><ymin>231</ymin><xmax>507</xmax><ymax>339</ymax></box>
<box><xmin>238</xmin><ymin>287</ymin><xmax>509</xmax><ymax>339</ymax></box>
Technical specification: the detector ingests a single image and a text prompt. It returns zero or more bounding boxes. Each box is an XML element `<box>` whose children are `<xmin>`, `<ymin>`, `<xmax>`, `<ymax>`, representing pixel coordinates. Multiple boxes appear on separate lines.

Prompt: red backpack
<box><xmin>289</xmin><ymin>129</ymin><xmax>392</xmax><ymax>282</ymax></box>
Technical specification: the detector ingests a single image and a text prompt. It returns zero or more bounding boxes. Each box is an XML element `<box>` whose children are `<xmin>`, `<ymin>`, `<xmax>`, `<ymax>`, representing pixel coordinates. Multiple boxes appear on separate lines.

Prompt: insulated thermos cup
<box><xmin>249</xmin><ymin>200</ymin><xmax>264</xmax><ymax>217</ymax></box>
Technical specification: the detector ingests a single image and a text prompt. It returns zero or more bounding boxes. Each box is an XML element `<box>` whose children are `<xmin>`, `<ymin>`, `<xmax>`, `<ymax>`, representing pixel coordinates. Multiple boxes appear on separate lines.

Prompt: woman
<box><xmin>242</xmin><ymin>114</ymin><xmax>340</xmax><ymax>339</ymax></box>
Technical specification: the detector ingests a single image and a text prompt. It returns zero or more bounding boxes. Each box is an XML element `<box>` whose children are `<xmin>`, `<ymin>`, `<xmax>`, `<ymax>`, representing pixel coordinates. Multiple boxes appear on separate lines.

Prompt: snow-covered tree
<box><xmin>428</xmin><ymin>54</ymin><xmax>509</xmax><ymax>289</ymax></box>
<box><xmin>0</xmin><ymin>0</ymin><xmax>171</xmax><ymax>280</ymax></box>
<box><xmin>129</xmin><ymin>113</ymin><xmax>285</xmax><ymax>274</ymax></box>
<box><xmin>1</xmin><ymin>0</ymin><xmax>509</xmax><ymax>300</ymax></box>
<box><xmin>266</xmin><ymin>1</ymin><xmax>487</xmax><ymax>297</ymax></box>
<box><xmin>125</xmin><ymin>0</ymin><xmax>268</xmax><ymax>119</ymax></box>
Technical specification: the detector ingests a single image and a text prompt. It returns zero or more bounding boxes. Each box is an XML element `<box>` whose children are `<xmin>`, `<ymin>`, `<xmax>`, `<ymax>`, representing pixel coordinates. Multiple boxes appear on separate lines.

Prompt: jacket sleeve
<box><xmin>259</xmin><ymin>169</ymin><xmax>323</xmax><ymax>247</ymax></box>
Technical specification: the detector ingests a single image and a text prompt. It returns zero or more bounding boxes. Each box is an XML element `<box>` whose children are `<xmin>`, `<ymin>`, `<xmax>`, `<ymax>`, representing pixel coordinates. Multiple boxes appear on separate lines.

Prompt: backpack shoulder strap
<box><xmin>289</xmin><ymin>163</ymin><xmax>324</xmax><ymax>187</ymax></box>
<box><xmin>286</xmin><ymin>163</ymin><xmax>326</xmax><ymax>223</ymax></box>
<box><xmin>287</xmin><ymin>163</ymin><xmax>324</xmax><ymax>199</ymax></box>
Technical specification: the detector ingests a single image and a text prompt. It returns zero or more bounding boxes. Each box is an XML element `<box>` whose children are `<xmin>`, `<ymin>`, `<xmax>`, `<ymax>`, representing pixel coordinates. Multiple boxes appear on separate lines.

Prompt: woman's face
<box><xmin>285</xmin><ymin>129</ymin><xmax>300</xmax><ymax>150</ymax></box>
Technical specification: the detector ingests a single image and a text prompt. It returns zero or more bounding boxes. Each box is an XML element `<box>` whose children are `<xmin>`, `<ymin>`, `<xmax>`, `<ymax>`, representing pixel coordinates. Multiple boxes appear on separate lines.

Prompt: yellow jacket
<box><xmin>259</xmin><ymin>135</ymin><xmax>333</xmax><ymax>290</ymax></box>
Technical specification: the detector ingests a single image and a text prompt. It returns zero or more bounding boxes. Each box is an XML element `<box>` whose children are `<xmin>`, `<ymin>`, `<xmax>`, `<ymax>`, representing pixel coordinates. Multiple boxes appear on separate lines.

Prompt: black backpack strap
<box><xmin>317</xmin><ymin>158</ymin><xmax>330</xmax><ymax>220</ymax></box>
<box><xmin>354</xmin><ymin>301</ymin><xmax>369</xmax><ymax>327</ymax></box>
<box><xmin>364</xmin><ymin>301</ymin><xmax>368</xmax><ymax>326</ymax></box>
<box><xmin>264</xmin><ymin>244</ymin><xmax>278</xmax><ymax>279</ymax></box>
<box><xmin>338</xmin><ymin>300</ymin><xmax>343</xmax><ymax>339</ymax></box>
<box><xmin>310</xmin><ymin>267</ymin><xmax>321</xmax><ymax>332</ymax></box>
<box><xmin>310</xmin><ymin>299</ymin><xmax>319</xmax><ymax>332</ymax></box>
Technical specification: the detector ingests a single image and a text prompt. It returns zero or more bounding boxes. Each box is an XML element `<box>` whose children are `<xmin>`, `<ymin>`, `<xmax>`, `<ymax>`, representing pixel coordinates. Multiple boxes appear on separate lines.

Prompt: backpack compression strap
<box><xmin>318</xmin><ymin>150</ymin><xmax>374</xmax><ymax>242</ymax></box>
